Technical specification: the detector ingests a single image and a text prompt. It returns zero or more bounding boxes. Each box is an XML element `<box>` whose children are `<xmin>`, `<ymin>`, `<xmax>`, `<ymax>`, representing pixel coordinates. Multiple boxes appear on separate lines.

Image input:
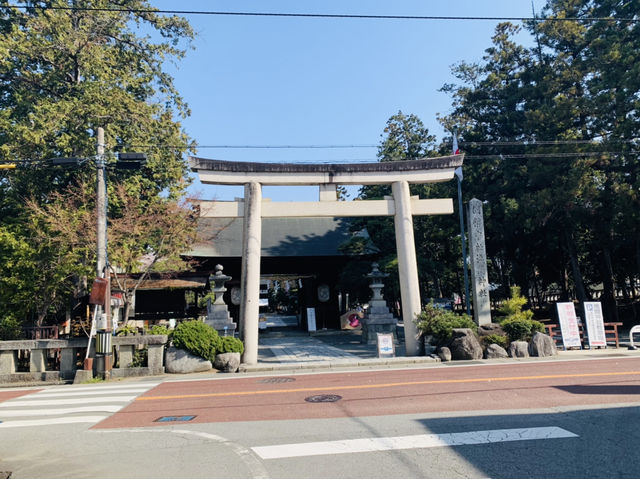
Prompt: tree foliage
<box><xmin>0</xmin><ymin>1</ymin><xmax>195</xmax><ymax>327</ymax></box>
<box><xmin>438</xmin><ymin>0</ymin><xmax>640</xmax><ymax>320</ymax></box>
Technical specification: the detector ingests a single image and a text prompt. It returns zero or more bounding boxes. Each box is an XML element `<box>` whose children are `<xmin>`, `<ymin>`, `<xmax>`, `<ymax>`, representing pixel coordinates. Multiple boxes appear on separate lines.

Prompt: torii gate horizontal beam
<box><xmin>197</xmin><ymin>198</ymin><xmax>453</xmax><ymax>218</ymax></box>
<box><xmin>190</xmin><ymin>155</ymin><xmax>463</xmax><ymax>186</ymax></box>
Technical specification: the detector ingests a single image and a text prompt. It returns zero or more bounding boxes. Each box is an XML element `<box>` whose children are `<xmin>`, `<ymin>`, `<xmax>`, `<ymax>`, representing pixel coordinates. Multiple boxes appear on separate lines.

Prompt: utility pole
<box><xmin>96</xmin><ymin>127</ymin><xmax>107</xmax><ymax>278</ymax></box>
<box><xmin>95</xmin><ymin>127</ymin><xmax>112</xmax><ymax>379</ymax></box>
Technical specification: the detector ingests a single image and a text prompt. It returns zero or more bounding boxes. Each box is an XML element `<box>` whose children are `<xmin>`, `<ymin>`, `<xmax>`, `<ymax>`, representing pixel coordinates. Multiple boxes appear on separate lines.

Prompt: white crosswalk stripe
<box><xmin>0</xmin><ymin>381</ymin><xmax>158</xmax><ymax>429</ymax></box>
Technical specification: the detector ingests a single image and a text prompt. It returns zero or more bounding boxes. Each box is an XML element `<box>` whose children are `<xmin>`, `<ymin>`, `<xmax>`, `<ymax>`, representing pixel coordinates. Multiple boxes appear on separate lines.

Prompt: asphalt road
<box><xmin>2</xmin><ymin>357</ymin><xmax>640</xmax><ymax>478</ymax></box>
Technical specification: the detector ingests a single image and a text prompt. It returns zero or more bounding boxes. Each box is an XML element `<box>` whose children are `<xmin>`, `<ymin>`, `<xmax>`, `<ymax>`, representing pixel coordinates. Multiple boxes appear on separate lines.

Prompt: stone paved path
<box><xmin>259</xmin><ymin>336</ymin><xmax>359</xmax><ymax>363</ymax></box>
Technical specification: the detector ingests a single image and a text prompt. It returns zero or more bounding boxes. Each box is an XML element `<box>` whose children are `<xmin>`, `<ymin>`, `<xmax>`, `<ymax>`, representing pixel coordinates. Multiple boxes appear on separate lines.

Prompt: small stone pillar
<box><xmin>361</xmin><ymin>263</ymin><xmax>398</xmax><ymax>344</ymax></box>
<box><xmin>205</xmin><ymin>264</ymin><xmax>237</xmax><ymax>336</ymax></box>
<box><xmin>467</xmin><ymin>198</ymin><xmax>491</xmax><ymax>325</ymax></box>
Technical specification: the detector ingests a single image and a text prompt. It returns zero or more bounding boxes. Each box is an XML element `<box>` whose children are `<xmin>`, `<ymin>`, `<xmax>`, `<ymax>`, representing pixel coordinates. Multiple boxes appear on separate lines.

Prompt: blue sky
<box><xmin>152</xmin><ymin>1</ymin><xmax>546</xmax><ymax>201</ymax></box>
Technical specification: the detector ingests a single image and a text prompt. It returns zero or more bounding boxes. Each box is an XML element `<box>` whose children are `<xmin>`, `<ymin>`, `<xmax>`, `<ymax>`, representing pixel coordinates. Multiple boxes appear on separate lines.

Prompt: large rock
<box><xmin>529</xmin><ymin>332</ymin><xmax>558</xmax><ymax>357</ymax></box>
<box><xmin>478</xmin><ymin>323</ymin><xmax>506</xmax><ymax>337</ymax></box>
<box><xmin>450</xmin><ymin>328</ymin><xmax>483</xmax><ymax>360</ymax></box>
<box><xmin>438</xmin><ymin>346</ymin><xmax>452</xmax><ymax>362</ymax></box>
<box><xmin>484</xmin><ymin>343</ymin><xmax>509</xmax><ymax>359</ymax></box>
<box><xmin>165</xmin><ymin>346</ymin><xmax>212</xmax><ymax>374</ymax></box>
<box><xmin>508</xmin><ymin>341</ymin><xmax>530</xmax><ymax>358</ymax></box>
<box><xmin>214</xmin><ymin>352</ymin><xmax>241</xmax><ymax>373</ymax></box>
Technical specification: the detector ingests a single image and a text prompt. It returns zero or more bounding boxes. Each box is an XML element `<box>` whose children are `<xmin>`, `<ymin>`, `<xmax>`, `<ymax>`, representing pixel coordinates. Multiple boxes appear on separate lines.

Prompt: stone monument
<box><xmin>205</xmin><ymin>264</ymin><xmax>237</xmax><ymax>336</ymax></box>
<box><xmin>361</xmin><ymin>263</ymin><xmax>398</xmax><ymax>344</ymax></box>
<box><xmin>467</xmin><ymin>198</ymin><xmax>491</xmax><ymax>325</ymax></box>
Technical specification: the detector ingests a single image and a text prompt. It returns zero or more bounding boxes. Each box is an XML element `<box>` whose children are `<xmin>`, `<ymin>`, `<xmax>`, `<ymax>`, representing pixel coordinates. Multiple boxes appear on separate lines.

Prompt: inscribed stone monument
<box><xmin>467</xmin><ymin>198</ymin><xmax>491</xmax><ymax>325</ymax></box>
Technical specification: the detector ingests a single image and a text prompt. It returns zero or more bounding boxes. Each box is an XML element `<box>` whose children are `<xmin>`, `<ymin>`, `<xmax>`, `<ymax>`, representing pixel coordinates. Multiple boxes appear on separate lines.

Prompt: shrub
<box><xmin>415</xmin><ymin>303</ymin><xmax>477</xmax><ymax>344</ymax></box>
<box><xmin>116</xmin><ymin>325</ymin><xmax>138</xmax><ymax>336</ymax></box>
<box><xmin>482</xmin><ymin>334</ymin><xmax>508</xmax><ymax>348</ymax></box>
<box><xmin>172</xmin><ymin>320</ymin><xmax>222</xmax><ymax>362</ymax></box>
<box><xmin>498</xmin><ymin>286</ymin><xmax>534</xmax><ymax>322</ymax></box>
<box><xmin>147</xmin><ymin>324</ymin><xmax>172</xmax><ymax>338</ymax></box>
<box><xmin>497</xmin><ymin>286</ymin><xmax>543</xmax><ymax>341</ymax></box>
<box><xmin>0</xmin><ymin>317</ymin><xmax>23</xmax><ymax>340</ymax></box>
<box><xmin>218</xmin><ymin>336</ymin><xmax>244</xmax><ymax>354</ymax></box>
<box><xmin>501</xmin><ymin>317</ymin><xmax>545</xmax><ymax>342</ymax></box>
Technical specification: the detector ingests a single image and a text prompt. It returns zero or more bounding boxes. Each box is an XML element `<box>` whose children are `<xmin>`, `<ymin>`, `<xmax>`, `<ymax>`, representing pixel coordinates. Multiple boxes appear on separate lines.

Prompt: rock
<box><xmin>528</xmin><ymin>332</ymin><xmax>558</xmax><ymax>357</ymax></box>
<box><xmin>450</xmin><ymin>328</ymin><xmax>483</xmax><ymax>360</ymax></box>
<box><xmin>165</xmin><ymin>346</ymin><xmax>212</xmax><ymax>374</ymax></box>
<box><xmin>438</xmin><ymin>346</ymin><xmax>452</xmax><ymax>362</ymax></box>
<box><xmin>508</xmin><ymin>341</ymin><xmax>530</xmax><ymax>358</ymax></box>
<box><xmin>478</xmin><ymin>323</ymin><xmax>506</xmax><ymax>337</ymax></box>
<box><xmin>484</xmin><ymin>343</ymin><xmax>509</xmax><ymax>359</ymax></box>
<box><xmin>214</xmin><ymin>352</ymin><xmax>241</xmax><ymax>373</ymax></box>
<box><xmin>421</xmin><ymin>335</ymin><xmax>437</xmax><ymax>356</ymax></box>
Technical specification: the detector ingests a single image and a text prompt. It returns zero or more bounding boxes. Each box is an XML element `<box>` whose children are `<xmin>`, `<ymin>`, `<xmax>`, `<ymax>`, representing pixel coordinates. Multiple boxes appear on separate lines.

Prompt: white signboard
<box><xmin>377</xmin><ymin>333</ymin><xmax>395</xmax><ymax>358</ymax></box>
<box><xmin>583</xmin><ymin>302</ymin><xmax>606</xmax><ymax>348</ymax></box>
<box><xmin>306</xmin><ymin>308</ymin><xmax>317</xmax><ymax>332</ymax></box>
<box><xmin>556</xmin><ymin>302</ymin><xmax>582</xmax><ymax>349</ymax></box>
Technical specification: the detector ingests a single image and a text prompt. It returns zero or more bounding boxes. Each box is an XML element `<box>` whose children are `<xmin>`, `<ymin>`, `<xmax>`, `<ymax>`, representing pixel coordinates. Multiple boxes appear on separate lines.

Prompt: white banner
<box><xmin>583</xmin><ymin>302</ymin><xmax>606</xmax><ymax>348</ymax></box>
<box><xmin>556</xmin><ymin>302</ymin><xmax>582</xmax><ymax>349</ymax></box>
<box><xmin>306</xmin><ymin>308</ymin><xmax>317</xmax><ymax>332</ymax></box>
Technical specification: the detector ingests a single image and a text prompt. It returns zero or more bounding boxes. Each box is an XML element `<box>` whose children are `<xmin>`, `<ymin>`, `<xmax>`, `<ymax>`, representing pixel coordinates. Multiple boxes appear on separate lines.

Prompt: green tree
<box><xmin>353</xmin><ymin>112</ymin><xmax>462</xmax><ymax>305</ymax></box>
<box><xmin>440</xmin><ymin>1</ymin><xmax>640</xmax><ymax>322</ymax></box>
<box><xmin>0</xmin><ymin>1</ymin><xmax>195</xmax><ymax>327</ymax></box>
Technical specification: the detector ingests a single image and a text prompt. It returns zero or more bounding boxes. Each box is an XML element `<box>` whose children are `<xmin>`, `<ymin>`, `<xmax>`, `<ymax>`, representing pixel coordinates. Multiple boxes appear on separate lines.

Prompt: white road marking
<box><xmin>0</xmin><ymin>405</ymin><xmax>122</xmax><ymax>416</ymax></box>
<box><xmin>251</xmin><ymin>426</ymin><xmax>578</xmax><ymax>459</ymax></box>
<box><xmin>0</xmin><ymin>396</ymin><xmax>137</xmax><ymax>407</ymax></box>
<box><xmin>34</xmin><ymin>388</ymin><xmax>150</xmax><ymax>397</ymax></box>
<box><xmin>41</xmin><ymin>383</ymin><xmax>159</xmax><ymax>392</ymax></box>
<box><xmin>0</xmin><ymin>381</ymin><xmax>158</xmax><ymax>428</ymax></box>
<box><xmin>0</xmin><ymin>416</ymin><xmax>109</xmax><ymax>428</ymax></box>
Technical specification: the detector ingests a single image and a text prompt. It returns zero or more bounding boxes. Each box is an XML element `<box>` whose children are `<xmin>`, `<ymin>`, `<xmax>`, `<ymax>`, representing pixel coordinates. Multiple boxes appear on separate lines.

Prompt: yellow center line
<box><xmin>136</xmin><ymin>370</ymin><xmax>640</xmax><ymax>401</ymax></box>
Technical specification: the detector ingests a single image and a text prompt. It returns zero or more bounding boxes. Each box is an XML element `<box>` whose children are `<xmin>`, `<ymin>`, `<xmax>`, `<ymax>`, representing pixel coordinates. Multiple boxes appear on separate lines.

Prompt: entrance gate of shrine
<box><xmin>191</xmin><ymin>154</ymin><xmax>464</xmax><ymax>364</ymax></box>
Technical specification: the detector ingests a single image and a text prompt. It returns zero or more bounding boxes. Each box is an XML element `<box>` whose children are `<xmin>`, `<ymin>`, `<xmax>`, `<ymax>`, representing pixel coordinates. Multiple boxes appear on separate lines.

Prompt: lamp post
<box><xmin>455</xmin><ymin>166</ymin><xmax>471</xmax><ymax>316</ymax></box>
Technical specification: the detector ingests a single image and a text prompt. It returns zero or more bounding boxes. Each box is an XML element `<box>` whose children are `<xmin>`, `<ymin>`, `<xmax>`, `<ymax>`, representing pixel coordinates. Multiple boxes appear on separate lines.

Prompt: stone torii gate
<box><xmin>191</xmin><ymin>154</ymin><xmax>464</xmax><ymax>364</ymax></box>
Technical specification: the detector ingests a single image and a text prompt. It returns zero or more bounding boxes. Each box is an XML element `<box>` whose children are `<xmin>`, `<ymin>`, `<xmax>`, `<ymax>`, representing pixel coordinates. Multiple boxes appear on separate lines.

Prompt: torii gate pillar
<box><xmin>239</xmin><ymin>182</ymin><xmax>261</xmax><ymax>365</ymax></box>
<box><xmin>392</xmin><ymin>181</ymin><xmax>421</xmax><ymax>356</ymax></box>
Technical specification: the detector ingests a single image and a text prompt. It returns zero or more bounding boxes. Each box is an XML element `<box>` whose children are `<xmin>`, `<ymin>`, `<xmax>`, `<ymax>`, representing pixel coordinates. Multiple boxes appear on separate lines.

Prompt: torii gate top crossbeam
<box><xmin>190</xmin><ymin>155</ymin><xmax>463</xmax><ymax>186</ymax></box>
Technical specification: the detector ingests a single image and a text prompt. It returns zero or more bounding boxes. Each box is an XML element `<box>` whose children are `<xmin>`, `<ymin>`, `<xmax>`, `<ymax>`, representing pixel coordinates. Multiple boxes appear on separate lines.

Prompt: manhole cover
<box><xmin>154</xmin><ymin>415</ymin><xmax>196</xmax><ymax>422</ymax></box>
<box><xmin>258</xmin><ymin>377</ymin><xmax>296</xmax><ymax>384</ymax></box>
<box><xmin>305</xmin><ymin>394</ymin><xmax>342</xmax><ymax>403</ymax></box>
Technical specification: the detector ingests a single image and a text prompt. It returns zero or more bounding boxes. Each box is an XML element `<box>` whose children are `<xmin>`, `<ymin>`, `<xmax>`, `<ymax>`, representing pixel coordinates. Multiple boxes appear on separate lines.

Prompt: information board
<box><xmin>583</xmin><ymin>302</ymin><xmax>606</xmax><ymax>348</ymax></box>
<box><xmin>377</xmin><ymin>333</ymin><xmax>395</xmax><ymax>358</ymax></box>
<box><xmin>556</xmin><ymin>302</ymin><xmax>582</xmax><ymax>349</ymax></box>
<box><xmin>306</xmin><ymin>308</ymin><xmax>317</xmax><ymax>332</ymax></box>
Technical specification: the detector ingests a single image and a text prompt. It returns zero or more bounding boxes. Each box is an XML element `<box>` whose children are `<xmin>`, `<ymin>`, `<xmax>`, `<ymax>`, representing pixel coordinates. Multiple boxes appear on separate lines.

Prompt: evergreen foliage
<box><xmin>415</xmin><ymin>303</ymin><xmax>477</xmax><ymax>343</ymax></box>
<box><xmin>0</xmin><ymin>1</ymin><xmax>195</xmax><ymax>327</ymax></box>
<box><xmin>172</xmin><ymin>321</ymin><xmax>222</xmax><ymax>362</ymax></box>
<box><xmin>218</xmin><ymin>336</ymin><xmax>245</xmax><ymax>355</ymax></box>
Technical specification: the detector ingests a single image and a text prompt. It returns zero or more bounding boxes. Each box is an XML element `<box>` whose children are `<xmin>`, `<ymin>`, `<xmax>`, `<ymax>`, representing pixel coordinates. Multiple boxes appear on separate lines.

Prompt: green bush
<box><xmin>147</xmin><ymin>324</ymin><xmax>172</xmax><ymax>338</ymax></box>
<box><xmin>501</xmin><ymin>317</ymin><xmax>545</xmax><ymax>342</ymax></box>
<box><xmin>415</xmin><ymin>303</ymin><xmax>477</xmax><ymax>343</ymax></box>
<box><xmin>116</xmin><ymin>325</ymin><xmax>138</xmax><ymax>336</ymax></box>
<box><xmin>482</xmin><ymin>334</ymin><xmax>508</xmax><ymax>348</ymax></box>
<box><xmin>218</xmin><ymin>336</ymin><xmax>244</xmax><ymax>354</ymax></box>
<box><xmin>497</xmin><ymin>286</ymin><xmax>543</xmax><ymax>341</ymax></box>
<box><xmin>172</xmin><ymin>320</ymin><xmax>222</xmax><ymax>362</ymax></box>
<box><xmin>0</xmin><ymin>317</ymin><xmax>24</xmax><ymax>340</ymax></box>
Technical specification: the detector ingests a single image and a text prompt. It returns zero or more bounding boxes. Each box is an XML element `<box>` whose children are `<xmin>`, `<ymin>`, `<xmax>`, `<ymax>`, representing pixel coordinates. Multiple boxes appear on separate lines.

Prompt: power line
<box><xmin>121</xmin><ymin>139</ymin><xmax>640</xmax><ymax>150</ymax></box>
<box><xmin>6</xmin><ymin>5</ymin><xmax>639</xmax><ymax>23</ymax></box>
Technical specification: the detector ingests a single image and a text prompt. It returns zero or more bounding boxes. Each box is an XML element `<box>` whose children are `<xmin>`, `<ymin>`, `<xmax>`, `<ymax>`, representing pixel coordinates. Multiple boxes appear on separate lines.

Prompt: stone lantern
<box><xmin>361</xmin><ymin>263</ymin><xmax>398</xmax><ymax>344</ymax></box>
<box><xmin>205</xmin><ymin>264</ymin><xmax>236</xmax><ymax>336</ymax></box>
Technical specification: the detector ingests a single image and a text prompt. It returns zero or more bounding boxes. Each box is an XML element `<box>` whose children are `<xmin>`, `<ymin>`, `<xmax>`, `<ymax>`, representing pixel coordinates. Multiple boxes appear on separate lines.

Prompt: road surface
<box><xmin>1</xmin><ymin>356</ymin><xmax>640</xmax><ymax>478</ymax></box>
